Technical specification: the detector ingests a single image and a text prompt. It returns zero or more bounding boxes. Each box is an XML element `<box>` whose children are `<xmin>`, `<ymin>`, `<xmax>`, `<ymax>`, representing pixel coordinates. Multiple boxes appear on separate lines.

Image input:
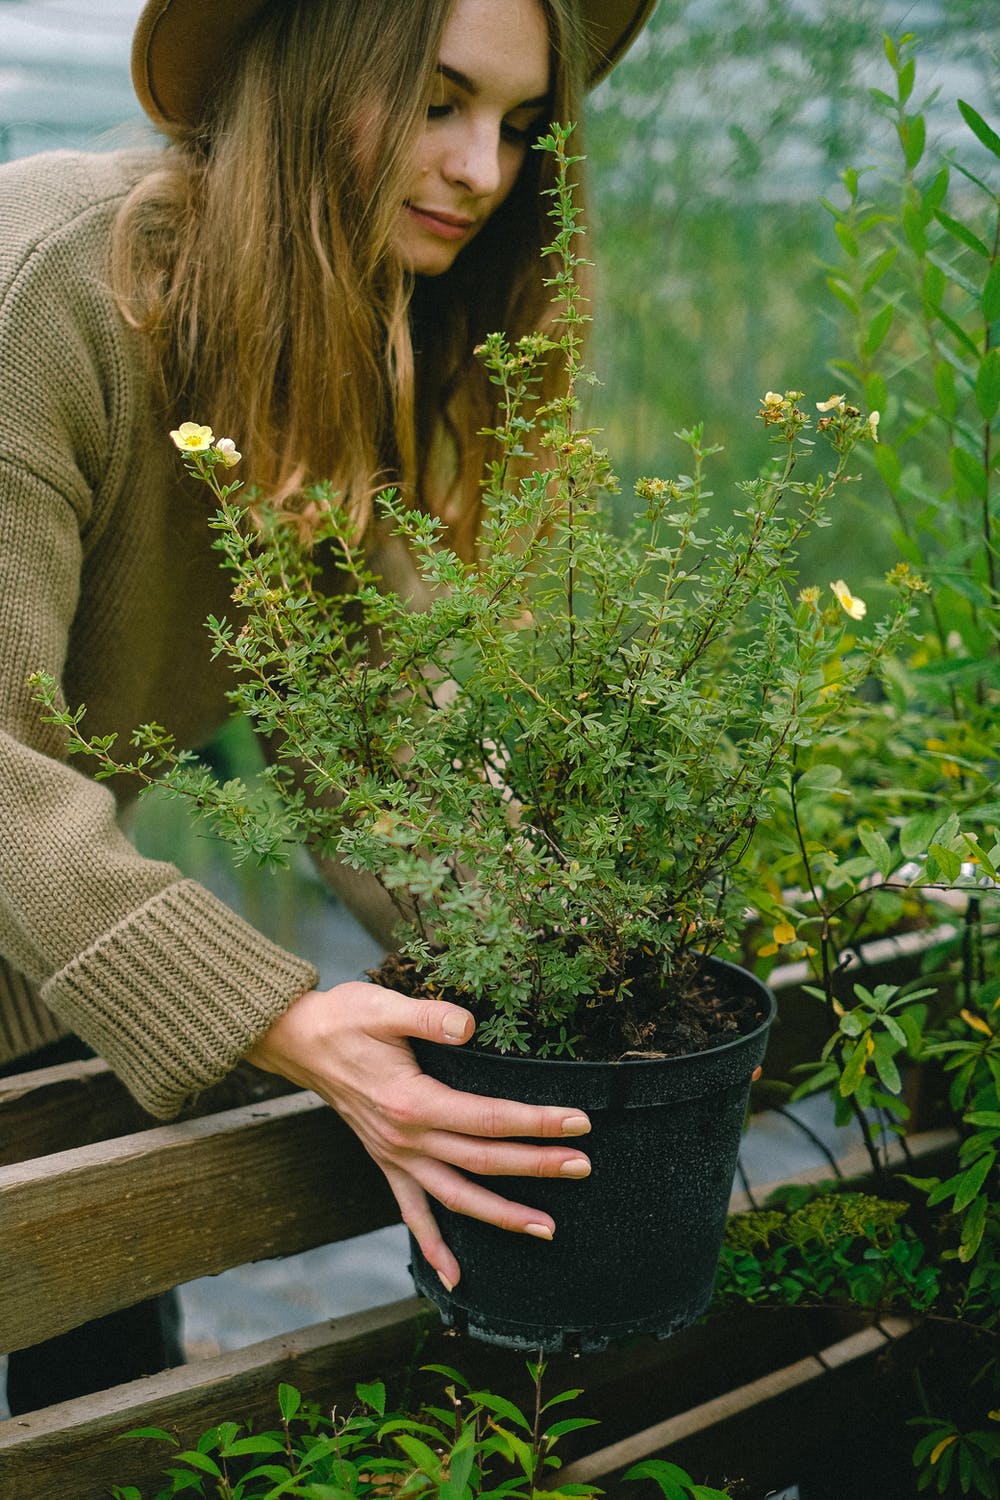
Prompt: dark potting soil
<box><xmin>369</xmin><ymin>949</ymin><xmax>766</xmax><ymax>1063</ymax></box>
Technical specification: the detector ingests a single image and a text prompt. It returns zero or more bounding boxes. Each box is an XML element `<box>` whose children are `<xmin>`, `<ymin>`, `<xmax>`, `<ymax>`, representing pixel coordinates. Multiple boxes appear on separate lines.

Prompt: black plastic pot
<box><xmin>410</xmin><ymin>956</ymin><xmax>775</xmax><ymax>1352</ymax></box>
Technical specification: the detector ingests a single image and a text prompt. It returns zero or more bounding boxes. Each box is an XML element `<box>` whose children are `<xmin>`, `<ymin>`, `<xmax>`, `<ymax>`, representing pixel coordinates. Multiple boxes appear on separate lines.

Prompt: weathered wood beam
<box><xmin>0</xmin><ymin>1090</ymin><xmax>397</xmax><ymax>1352</ymax></box>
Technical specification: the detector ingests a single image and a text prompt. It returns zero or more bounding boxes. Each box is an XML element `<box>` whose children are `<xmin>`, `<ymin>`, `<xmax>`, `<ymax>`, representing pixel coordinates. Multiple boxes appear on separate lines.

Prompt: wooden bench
<box><xmin>0</xmin><ymin>1015</ymin><xmax>946</xmax><ymax>1496</ymax></box>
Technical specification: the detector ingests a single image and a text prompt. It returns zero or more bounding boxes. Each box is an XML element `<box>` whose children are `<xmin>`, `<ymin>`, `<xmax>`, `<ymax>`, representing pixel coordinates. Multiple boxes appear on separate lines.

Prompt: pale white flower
<box><xmin>169</xmin><ymin>421</ymin><xmax>214</xmax><ymax>453</ymax></box>
<box><xmin>867</xmin><ymin>411</ymin><xmax>880</xmax><ymax>443</ymax></box>
<box><xmin>816</xmin><ymin>394</ymin><xmax>846</xmax><ymax>412</ymax></box>
<box><xmin>215</xmin><ymin>438</ymin><xmax>242</xmax><ymax>467</ymax></box>
<box><xmin>831</xmin><ymin>579</ymin><xmax>867</xmax><ymax>620</ymax></box>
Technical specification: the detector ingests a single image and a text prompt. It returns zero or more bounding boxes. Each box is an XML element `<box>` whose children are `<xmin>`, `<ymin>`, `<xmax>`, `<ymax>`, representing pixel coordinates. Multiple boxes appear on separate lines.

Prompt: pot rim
<box><xmin>413</xmin><ymin>954</ymin><xmax>777</xmax><ymax>1072</ymax></box>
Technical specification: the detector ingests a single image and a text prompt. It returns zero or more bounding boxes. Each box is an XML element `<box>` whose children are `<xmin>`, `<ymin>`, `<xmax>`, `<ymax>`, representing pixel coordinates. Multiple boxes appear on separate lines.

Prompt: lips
<box><xmin>404</xmin><ymin>203</ymin><xmax>475</xmax><ymax>240</ymax></box>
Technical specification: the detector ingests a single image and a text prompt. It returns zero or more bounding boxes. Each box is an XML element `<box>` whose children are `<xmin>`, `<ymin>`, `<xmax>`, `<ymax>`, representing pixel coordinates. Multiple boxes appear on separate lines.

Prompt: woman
<box><xmin>0</xmin><ymin>0</ymin><xmax>655</xmax><ymax>1405</ymax></box>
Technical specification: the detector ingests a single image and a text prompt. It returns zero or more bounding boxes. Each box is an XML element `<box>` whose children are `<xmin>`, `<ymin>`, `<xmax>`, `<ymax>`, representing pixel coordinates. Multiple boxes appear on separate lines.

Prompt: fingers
<box><xmin>414</xmin><ymin>1126</ymin><xmax>590</xmax><ymax>1180</ymax></box>
<box><xmin>388</xmin><ymin>1071</ymin><xmax>591</xmax><ymax>1146</ymax></box>
<box><xmin>418</xmin><ymin>1157</ymin><xmax>556</xmax><ymax>1241</ymax></box>
<box><xmin>386</xmin><ymin>1159</ymin><xmax>561</xmax><ymax>1293</ymax></box>
<box><xmin>385</xmin><ymin>1166</ymin><xmax>461</xmax><ymax>1291</ymax></box>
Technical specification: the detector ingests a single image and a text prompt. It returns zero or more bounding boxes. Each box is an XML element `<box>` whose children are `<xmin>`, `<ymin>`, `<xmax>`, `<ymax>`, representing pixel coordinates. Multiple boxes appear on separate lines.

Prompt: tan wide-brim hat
<box><xmin>132</xmin><ymin>0</ymin><xmax>658</xmax><ymax>138</ymax></box>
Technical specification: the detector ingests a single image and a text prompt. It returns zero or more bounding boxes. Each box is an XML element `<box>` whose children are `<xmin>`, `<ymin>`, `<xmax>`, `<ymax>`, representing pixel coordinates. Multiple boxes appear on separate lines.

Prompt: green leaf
<box><xmin>952</xmin><ymin>446</ymin><xmax>988</xmax><ymax>502</ymax></box>
<box><xmin>933</xmin><ymin>359</ymin><xmax>957</xmax><ymax>421</ymax></box>
<box><xmin>278</xmin><ymin>1384</ymin><xmax>301</xmax><ymax>1423</ymax></box>
<box><xmin>902</xmin><ymin>112</ymin><xmax>926</xmax><ymax>169</ymax></box>
<box><xmin>872</xmin><ymin>1033</ymin><xmax>902</xmax><ymax>1094</ymax></box>
<box><xmin>472</xmin><ymin>1391</ymin><xmax>532</xmax><ymax>1431</ymax></box>
<box><xmin>897</xmin><ymin>58</ymin><xmax>915</xmax><ymax>104</ymax></box>
<box><xmin>835</xmin><ymin>221</ymin><xmax>859</xmax><ymax>258</ymax></box>
<box><xmin>928</xmin><ymin>842</ymin><xmax>962</xmax><ymax>882</ymax></box>
<box><xmin>220</xmin><ymin>1436</ymin><xmax>286</xmax><ymax>1458</ymax></box>
<box><xmin>864</xmin><ymin>372</ymin><xmax>888</xmax><ymax>413</ymax></box>
<box><xmin>858</xmin><ymin>825</ymin><xmax>893</xmax><ymax>879</ymax></box>
<box><xmin>541</xmin><ymin>1387</ymin><xmax>585</xmax><ymax>1411</ymax></box>
<box><xmin>392</xmin><ymin>1433</ymin><xmax>445</xmax><ymax>1478</ymax></box>
<box><xmin>959</xmin><ymin>99</ymin><xmax>1000</xmax><ymax>160</ymax></box>
<box><xmin>954</xmin><ymin>1149</ymin><xmax>995</xmax><ymax>1213</ymax></box>
<box><xmin>900</xmin><ymin>809</ymin><xmax>944</xmax><ymax>860</ymax></box>
<box><xmin>356</xmin><ymin>1380</ymin><xmax>386</xmax><ymax>1417</ymax></box>
<box><xmin>922</xmin><ymin>261</ymin><xmax>945</xmax><ymax>317</ymax></box>
<box><xmin>862</xmin><ymin>247</ymin><xmax>898</xmax><ymax>294</ymax></box>
<box><xmin>934</xmin><ymin>209</ymin><xmax>990</xmax><ymax>258</ymax></box>
<box><xmin>840</xmin><ymin>1035</ymin><xmax>873</xmax><ymax>1096</ymax></box>
<box><xmin>873</xmin><ymin>442</ymin><xmax>902</xmax><ymax>492</ymax></box>
<box><xmin>796</xmin><ymin>763</ymin><xmax>843</xmax><ymax>792</ymax></box>
<box><xmin>862</xmin><ymin>303</ymin><xmax>894</xmax><ymax>357</ymax></box>
<box><xmin>903</xmin><ymin>202</ymin><xmax>926</xmax><ymax>255</ymax></box>
<box><xmin>983</xmin><ymin>256</ymin><xmax>1000</xmax><ymax>323</ymax></box>
<box><xmin>622</xmin><ymin>1458</ymin><xmax>691</xmax><ymax>1498</ymax></box>
<box><xmin>543</xmin><ymin>1416</ymin><xmax>601</xmax><ymax>1439</ymax></box>
<box><xmin>438</xmin><ymin>1430</ymin><xmax>476</xmax><ymax>1500</ymax></box>
<box><xmin>975</xmin><ymin>347</ymin><xmax>1000</xmax><ymax>422</ymax></box>
<box><xmin>175</xmin><ymin>1450</ymin><xmax>224</xmax><ymax>1477</ymax></box>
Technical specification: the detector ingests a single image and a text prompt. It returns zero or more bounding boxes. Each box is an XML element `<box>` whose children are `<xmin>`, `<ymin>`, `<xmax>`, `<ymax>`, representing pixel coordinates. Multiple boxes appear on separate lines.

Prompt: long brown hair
<box><xmin>111</xmin><ymin>0</ymin><xmax>588</xmax><ymax>555</ymax></box>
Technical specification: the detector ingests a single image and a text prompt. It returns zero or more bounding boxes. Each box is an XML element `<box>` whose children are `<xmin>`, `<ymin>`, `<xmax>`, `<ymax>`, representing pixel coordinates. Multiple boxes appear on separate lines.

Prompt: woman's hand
<box><xmin>245</xmin><ymin>981</ymin><xmax>592</xmax><ymax>1292</ymax></box>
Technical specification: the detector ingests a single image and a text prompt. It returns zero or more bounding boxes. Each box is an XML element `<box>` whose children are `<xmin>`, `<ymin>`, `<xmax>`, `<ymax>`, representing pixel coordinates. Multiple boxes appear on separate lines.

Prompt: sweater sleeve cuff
<box><xmin>40</xmin><ymin>879</ymin><xmax>319</xmax><ymax>1118</ymax></box>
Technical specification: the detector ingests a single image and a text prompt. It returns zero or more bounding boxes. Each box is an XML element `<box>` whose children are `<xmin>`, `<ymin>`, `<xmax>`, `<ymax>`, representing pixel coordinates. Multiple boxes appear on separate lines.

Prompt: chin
<box><xmin>399</xmin><ymin>246</ymin><xmax>462</xmax><ymax>277</ymax></box>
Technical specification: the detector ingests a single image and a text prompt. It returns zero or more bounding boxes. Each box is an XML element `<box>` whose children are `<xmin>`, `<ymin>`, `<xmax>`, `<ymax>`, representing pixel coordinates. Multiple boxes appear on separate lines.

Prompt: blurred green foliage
<box><xmin>584</xmin><ymin>0</ymin><xmax>999</xmax><ymax>580</ymax></box>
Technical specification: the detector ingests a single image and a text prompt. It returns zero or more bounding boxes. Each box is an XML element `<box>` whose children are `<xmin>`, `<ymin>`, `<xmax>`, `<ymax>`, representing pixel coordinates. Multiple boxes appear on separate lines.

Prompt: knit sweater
<box><xmin>0</xmin><ymin>148</ymin><xmax>350</xmax><ymax>1117</ymax></box>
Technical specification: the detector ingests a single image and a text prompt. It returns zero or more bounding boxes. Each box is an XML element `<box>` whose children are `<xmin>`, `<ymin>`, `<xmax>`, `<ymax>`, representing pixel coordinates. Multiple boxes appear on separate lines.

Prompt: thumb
<box><xmin>428</xmin><ymin>998</ymin><xmax>476</xmax><ymax>1046</ymax></box>
<box><xmin>368</xmin><ymin>983</ymin><xmax>475</xmax><ymax>1047</ymax></box>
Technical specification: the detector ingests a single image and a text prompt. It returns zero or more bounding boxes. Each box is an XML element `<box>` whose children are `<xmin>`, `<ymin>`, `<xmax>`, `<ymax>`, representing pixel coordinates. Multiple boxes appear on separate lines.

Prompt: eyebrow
<box><xmin>436</xmin><ymin>62</ymin><xmax>550</xmax><ymax>111</ymax></box>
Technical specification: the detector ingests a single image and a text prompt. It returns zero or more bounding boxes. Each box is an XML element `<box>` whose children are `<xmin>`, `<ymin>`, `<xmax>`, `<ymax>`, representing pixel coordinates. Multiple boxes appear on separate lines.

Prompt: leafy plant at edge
<box><xmin>735</xmin><ymin>36</ymin><xmax>1000</xmax><ymax>1497</ymax></box>
<box><xmin>109</xmin><ymin>1365</ymin><xmax>733</xmax><ymax>1499</ymax></box>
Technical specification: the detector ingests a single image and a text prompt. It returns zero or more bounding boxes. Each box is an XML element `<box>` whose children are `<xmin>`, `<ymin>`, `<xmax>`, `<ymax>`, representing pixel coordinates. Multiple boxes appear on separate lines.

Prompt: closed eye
<box><xmin>501</xmin><ymin>117</ymin><xmax>542</xmax><ymax>146</ymax></box>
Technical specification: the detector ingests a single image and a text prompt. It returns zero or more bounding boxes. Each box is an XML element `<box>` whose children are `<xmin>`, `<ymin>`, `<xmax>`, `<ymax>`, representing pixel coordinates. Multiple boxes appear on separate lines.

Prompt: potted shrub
<box><xmin>36</xmin><ymin>127</ymin><xmax>923</xmax><ymax>1353</ymax></box>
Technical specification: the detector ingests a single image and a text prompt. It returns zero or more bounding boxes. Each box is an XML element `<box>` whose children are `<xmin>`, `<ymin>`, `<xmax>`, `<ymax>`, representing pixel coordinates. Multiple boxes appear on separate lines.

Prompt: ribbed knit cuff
<box><xmin>41</xmin><ymin>879</ymin><xmax>319</xmax><ymax>1118</ymax></box>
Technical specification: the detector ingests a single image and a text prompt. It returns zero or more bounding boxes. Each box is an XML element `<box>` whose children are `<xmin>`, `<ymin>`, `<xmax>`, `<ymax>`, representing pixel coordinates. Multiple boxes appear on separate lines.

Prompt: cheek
<box><xmin>495</xmin><ymin>148</ymin><xmax>527</xmax><ymax>207</ymax></box>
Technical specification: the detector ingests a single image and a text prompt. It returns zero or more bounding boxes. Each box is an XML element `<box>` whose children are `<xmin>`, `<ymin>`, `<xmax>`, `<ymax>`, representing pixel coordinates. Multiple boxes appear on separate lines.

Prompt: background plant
<box><xmin>737</xmin><ymin>38</ymin><xmax>1000</xmax><ymax>1495</ymax></box>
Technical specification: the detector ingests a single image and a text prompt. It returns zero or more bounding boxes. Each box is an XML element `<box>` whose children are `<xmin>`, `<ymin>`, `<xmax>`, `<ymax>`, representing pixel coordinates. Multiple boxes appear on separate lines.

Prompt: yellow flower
<box><xmin>215</xmin><ymin>438</ymin><xmax>242</xmax><ymax>467</ymax></box>
<box><xmin>170</xmin><ymin>421</ymin><xmax>214</xmax><ymax>453</ymax></box>
<box><xmin>867</xmin><ymin>411</ymin><xmax>880</xmax><ymax>442</ymax></box>
<box><xmin>762</xmin><ymin>391</ymin><xmax>785</xmax><ymax>407</ymax></box>
<box><xmin>816</xmin><ymin>394</ymin><xmax>846</xmax><ymax>412</ymax></box>
<box><xmin>830</xmin><ymin>579</ymin><xmax>867</xmax><ymax>620</ymax></box>
<box><xmin>759</xmin><ymin>919</ymin><xmax>797</xmax><ymax>957</ymax></box>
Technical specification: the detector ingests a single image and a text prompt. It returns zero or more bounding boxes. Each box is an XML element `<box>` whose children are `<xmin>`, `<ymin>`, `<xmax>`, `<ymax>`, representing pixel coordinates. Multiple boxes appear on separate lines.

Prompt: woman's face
<box><xmin>394</xmin><ymin>0</ymin><xmax>552</xmax><ymax>276</ymax></box>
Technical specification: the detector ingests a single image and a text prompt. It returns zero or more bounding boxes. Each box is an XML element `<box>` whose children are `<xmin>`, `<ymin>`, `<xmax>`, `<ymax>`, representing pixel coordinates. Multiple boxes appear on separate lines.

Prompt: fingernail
<box><xmin>442</xmin><ymin>1013</ymin><xmax>471</xmax><ymax>1041</ymax></box>
<box><xmin>525</xmin><ymin>1223</ymin><xmax>554</xmax><ymax>1240</ymax></box>
<box><xmin>560</xmin><ymin>1158</ymin><xmax>591</xmax><ymax>1179</ymax></box>
<box><xmin>562</xmin><ymin>1114</ymin><xmax>590</xmax><ymax>1137</ymax></box>
<box><xmin>437</xmin><ymin>1269</ymin><xmax>456</xmax><ymax>1292</ymax></box>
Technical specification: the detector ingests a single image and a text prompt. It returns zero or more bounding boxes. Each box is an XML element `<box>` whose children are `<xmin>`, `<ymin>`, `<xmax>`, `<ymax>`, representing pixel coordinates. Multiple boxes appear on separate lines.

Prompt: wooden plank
<box><xmin>559</xmin><ymin>1317</ymin><xmax>914</xmax><ymax>1486</ymax></box>
<box><xmin>0</xmin><ymin>1059</ymin><xmax>154</xmax><ymax>1165</ymax></box>
<box><xmin>0</xmin><ymin>1058</ymin><xmax>297</xmax><ymax>1166</ymax></box>
<box><xmin>0</xmin><ymin>1091</ymin><xmax>398</xmax><ymax>1352</ymax></box>
<box><xmin>0</xmin><ymin>1298</ymin><xmax>434</xmax><ymax>1500</ymax></box>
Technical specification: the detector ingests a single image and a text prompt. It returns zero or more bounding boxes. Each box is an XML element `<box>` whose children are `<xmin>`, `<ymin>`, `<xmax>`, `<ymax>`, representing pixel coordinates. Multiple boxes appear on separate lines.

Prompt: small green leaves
<box><xmin>958</xmin><ymin>99</ymin><xmax>1000</xmax><ymax>160</ymax></box>
<box><xmin>974</xmin><ymin>347</ymin><xmax>1000</xmax><ymax>422</ymax></box>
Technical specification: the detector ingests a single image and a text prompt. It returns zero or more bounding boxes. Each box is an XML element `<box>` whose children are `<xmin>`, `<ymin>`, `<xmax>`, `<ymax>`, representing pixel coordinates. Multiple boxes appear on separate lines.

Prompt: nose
<box><xmin>444</xmin><ymin>122</ymin><xmax>503</xmax><ymax>199</ymax></box>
